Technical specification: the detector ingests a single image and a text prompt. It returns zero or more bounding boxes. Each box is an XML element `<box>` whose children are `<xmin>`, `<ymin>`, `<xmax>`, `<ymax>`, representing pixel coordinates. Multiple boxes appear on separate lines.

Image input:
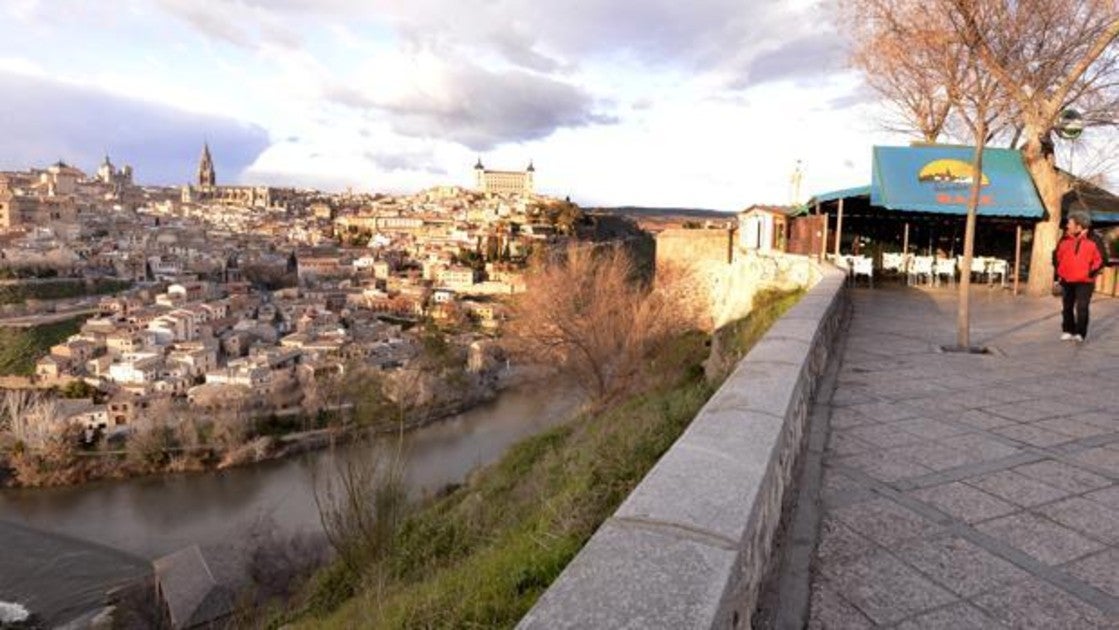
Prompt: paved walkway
<box><xmin>810</xmin><ymin>286</ymin><xmax>1119</xmax><ymax>629</ymax></box>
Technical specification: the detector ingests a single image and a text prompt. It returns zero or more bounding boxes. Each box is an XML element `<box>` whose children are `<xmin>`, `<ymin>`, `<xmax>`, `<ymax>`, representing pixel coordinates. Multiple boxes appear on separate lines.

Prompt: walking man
<box><xmin>1053</xmin><ymin>211</ymin><xmax>1109</xmax><ymax>342</ymax></box>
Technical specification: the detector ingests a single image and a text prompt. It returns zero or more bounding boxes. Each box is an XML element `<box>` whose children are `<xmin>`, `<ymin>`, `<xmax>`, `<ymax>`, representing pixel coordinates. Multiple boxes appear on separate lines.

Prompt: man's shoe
<box><xmin>1074</xmin><ymin>335</ymin><xmax>1084</xmax><ymax>343</ymax></box>
<box><xmin>1061</xmin><ymin>333</ymin><xmax>1074</xmax><ymax>341</ymax></box>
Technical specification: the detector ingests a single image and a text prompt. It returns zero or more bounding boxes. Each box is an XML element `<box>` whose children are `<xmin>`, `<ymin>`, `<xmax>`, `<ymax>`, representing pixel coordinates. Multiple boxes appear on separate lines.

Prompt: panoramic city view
<box><xmin>1</xmin><ymin>1</ymin><xmax>1118</xmax><ymax>628</ymax></box>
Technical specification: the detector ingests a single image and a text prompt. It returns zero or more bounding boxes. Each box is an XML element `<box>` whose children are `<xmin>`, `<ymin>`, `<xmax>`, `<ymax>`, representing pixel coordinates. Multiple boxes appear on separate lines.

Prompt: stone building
<box><xmin>473</xmin><ymin>158</ymin><xmax>535</xmax><ymax>195</ymax></box>
<box><xmin>97</xmin><ymin>154</ymin><xmax>134</xmax><ymax>188</ymax></box>
<box><xmin>181</xmin><ymin>142</ymin><xmax>298</xmax><ymax>209</ymax></box>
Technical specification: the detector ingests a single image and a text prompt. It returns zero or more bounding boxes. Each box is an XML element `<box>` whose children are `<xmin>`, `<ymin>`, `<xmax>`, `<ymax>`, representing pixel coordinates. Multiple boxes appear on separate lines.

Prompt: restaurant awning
<box><xmin>1063</xmin><ymin>174</ymin><xmax>1119</xmax><ymax>225</ymax></box>
<box><xmin>871</xmin><ymin>145</ymin><xmax>1046</xmax><ymax>218</ymax></box>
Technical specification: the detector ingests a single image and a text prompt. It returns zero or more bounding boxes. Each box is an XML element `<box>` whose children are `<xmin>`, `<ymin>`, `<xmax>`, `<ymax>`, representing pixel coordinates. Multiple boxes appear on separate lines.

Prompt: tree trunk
<box><xmin>957</xmin><ymin>139</ymin><xmax>984</xmax><ymax>350</ymax></box>
<box><xmin>1022</xmin><ymin>129</ymin><xmax>1068</xmax><ymax>296</ymax></box>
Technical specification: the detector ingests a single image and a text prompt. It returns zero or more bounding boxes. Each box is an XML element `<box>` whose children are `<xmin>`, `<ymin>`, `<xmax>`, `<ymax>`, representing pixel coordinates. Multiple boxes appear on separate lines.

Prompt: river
<box><xmin>0</xmin><ymin>381</ymin><xmax>582</xmax><ymax>562</ymax></box>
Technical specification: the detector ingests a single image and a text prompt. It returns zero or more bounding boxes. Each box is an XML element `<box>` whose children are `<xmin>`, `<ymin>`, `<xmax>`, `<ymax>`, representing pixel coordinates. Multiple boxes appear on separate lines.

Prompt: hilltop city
<box><xmin>0</xmin><ymin>146</ymin><xmax>579</xmax><ymax>433</ymax></box>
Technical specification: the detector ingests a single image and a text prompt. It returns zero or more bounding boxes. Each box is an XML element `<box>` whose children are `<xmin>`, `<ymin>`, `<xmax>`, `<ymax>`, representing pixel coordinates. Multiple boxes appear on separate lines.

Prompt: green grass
<box><xmin>290</xmin><ymin>289</ymin><xmax>802</xmax><ymax>629</ymax></box>
<box><xmin>0</xmin><ymin>278</ymin><xmax>131</xmax><ymax>305</ymax></box>
<box><xmin>0</xmin><ymin>317</ymin><xmax>85</xmax><ymax>375</ymax></box>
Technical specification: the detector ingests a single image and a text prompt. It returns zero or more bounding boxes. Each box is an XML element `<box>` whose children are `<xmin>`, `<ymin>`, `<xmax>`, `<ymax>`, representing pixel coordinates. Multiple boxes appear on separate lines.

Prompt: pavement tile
<box><xmin>834</xmin><ymin>451</ymin><xmax>935</xmax><ymax>483</ymax></box>
<box><xmin>821</xmin><ymin>549</ymin><xmax>957</xmax><ymax>625</ymax></box>
<box><xmin>1065</xmin><ymin>549</ymin><xmax>1119</xmax><ymax>599</ymax></box>
<box><xmin>1012</xmin><ymin>460</ymin><xmax>1111</xmax><ymax>494</ymax></box>
<box><xmin>1067</xmin><ymin>447</ymin><xmax>1119</xmax><ymax>477</ymax></box>
<box><xmin>902</xmin><ymin>394</ymin><xmax>971</xmax><ymax>413</ymax></box>
<box><xmin>815</xmin><ymin>517</ymin><xmax>878</xmax><ymax>564</ymax></box>
<box><xmin>1074</xmin><ymin>412</ymin><xmax>1119</xmax><ymax>431</ymax></box>
<box><xmin>896</xmin><ymin>535</ymin><xmax>1030</xmax><ymax>598</ymax></box>
<box><xmin>844</xmin><ymin>400</ymin><xmax>923</xmax><ymax>423</ymax></box>
<box><xmin>992</xmin><ymin>423</ymin><xmax>1075</xmax><ymax>447</ymax></box>
<box><xmin>937</xmin><ymin>434</ymin><xmax>1021</xmax><ymax>460</ymax></box>
<box><xmin>821</xmin><ymin>465</ymin><xmax>863</xmax><ymax>495</ymax></box>
<box><xmin>964</xmin><ymin>469</ymin><xmax>1070</xmax><ymax>507</ymax></box>
<box><xmin>885</xmin><ymin>442</ymin><xmax>982</xmax><ymax>472</ymax></box>
<box><xmin>810</xmin><ymin>293</ymin><xmax>1119</xmax><ymax>629</ymax></box>
<box><xmin>1034</xmin><ymin>496</ymin><xmax>1119</xmax><ymax>545</ymax></box>
<box><xmin>976</xmin><ymin>512</ymin><xmax>1104</xmax><ymax>565</ymax></box>
<box><xmin>890</xmin><ymin>417</ymin><xmax>970</xmax><ymax>439</ymax></box>
<box><xmin>985</xmin><ymin>399</ymin><xmax>1086</xmax><ymax>423</ymax></box>
<box><xmin>846</xmin><ymin>424</ymin><xmax>926</xmax><ymax>448</ymax></box>
<box><xmin>825</xmin><ymin>431</ymin><xmax>876</xmax><ymax>457</ymax></box>
<box><xmin>831</xmin><ymin>498</ymin><xmax>942</xmax><ymax>548</ymax></box>
<box><xmin>910</xmin><ymin>482</ymin><xmax>1018</xmax><ymax>523</ymax></box>
<box><xmin>829</xmin><ymin>407</ymin><xmax>878</xmax><ymax>429</ymax></box>
<box><xmin>970</xmin><ymin>387</ymin><xmax>1043</xmax><ymax>405</ymax></box>
<box><xmin>1084</xmin><ymin>485</ymin><xmax>1119</xmax><ymax>510</ymax></box>
<box><xmin>972</xmin><ymin>577</ymin><xmax>1115</xmax><ymax>629</ymax></box>
<box><xmin>1032</xmin><ymin>417</ymin><xmax>1113</xmax><ymax>439</ymax></box>
<box><xmin>807</xmin><ymin>580</ymin><xmax>874</xmax><ymax>630</ymax></box>
<box><xmin>894</xmin><ymin>602</ymin><xmax>1007</xmax><ymax>629</ymax></box>
<box><xmin>830</xmin><ymin>388</ymin><xmax>880</xmax><ymax>407</ymax></box>
<box><xmin>953</xmin><ymin>409</ymin><xmax>1018</xmax><ymax>431</ymax></box>
<box><xmin>900</xmin><ymin>382</ymin><xmax>963</xmax><ymax>398</ymax></box>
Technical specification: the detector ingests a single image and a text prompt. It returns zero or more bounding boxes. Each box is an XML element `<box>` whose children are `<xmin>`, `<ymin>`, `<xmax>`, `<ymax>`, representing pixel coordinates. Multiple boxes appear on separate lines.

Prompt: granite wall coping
<box><xmin>518</xmin><ymin>266</ymin><xmax>848</xmax><ymax>630</ymax></box>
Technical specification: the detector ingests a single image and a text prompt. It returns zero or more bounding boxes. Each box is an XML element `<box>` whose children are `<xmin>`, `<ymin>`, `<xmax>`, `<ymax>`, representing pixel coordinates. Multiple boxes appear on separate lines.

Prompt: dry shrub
<box><xmin>245</xmin><ymin>516</ymin><xmax>330</xmax><ymax>604</ymax></box>
<box><xmin>506</xmin><ymin>242</ymin><xmax>697</xmax><ymax>405</ymax></box>
<box><xmin>312</xmin><ymin>440</ymin><xmax>407</xmax><ymax>579</ymax></box>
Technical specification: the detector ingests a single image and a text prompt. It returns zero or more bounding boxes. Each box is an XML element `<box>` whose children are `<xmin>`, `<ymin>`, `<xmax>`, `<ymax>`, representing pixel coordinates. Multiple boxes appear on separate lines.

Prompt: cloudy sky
<box><xmin>0</xmin><ymin>0</ymin><xmax>919</xmax><ymax>209</ymax></box>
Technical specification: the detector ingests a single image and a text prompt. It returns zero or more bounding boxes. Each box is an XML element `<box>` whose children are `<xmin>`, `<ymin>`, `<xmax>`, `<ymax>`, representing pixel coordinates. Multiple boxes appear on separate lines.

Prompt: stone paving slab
<box><xmin>808</xmin><ymin>287</ymin><xmax>1119</xmax><ymax>628</ymax></box>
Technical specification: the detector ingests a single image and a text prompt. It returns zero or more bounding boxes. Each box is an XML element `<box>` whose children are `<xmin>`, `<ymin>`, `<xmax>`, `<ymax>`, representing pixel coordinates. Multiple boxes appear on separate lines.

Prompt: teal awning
<box><xmin>809</xmin><ymin>185</ymin><xmax>871</xmax><ymax>205</ymax></box>
<box><xmin>871</xmin><ymin>145</ymin><xmax>1045</xmax><ymax>218</ymax></box>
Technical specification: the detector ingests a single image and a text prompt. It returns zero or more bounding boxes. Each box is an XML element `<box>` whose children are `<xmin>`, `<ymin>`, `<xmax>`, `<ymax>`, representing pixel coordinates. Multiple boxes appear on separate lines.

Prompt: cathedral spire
<box><xmin>198</xmin><ymin>142</ymin><xmax>216</xmax><ymax>187</ymax></box>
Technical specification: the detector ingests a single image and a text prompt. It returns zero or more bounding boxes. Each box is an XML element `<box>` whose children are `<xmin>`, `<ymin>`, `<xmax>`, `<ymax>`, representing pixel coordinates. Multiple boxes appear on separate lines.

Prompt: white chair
<box><xmin>881</xmin><ymin>252</ymin><xmax>907</xmax><ymax>274</ymax></box>
<box><xmin>970</xmin><ymin>256</ymin><xmax>989</xmax><ymax>282</ymax></box>
<box><xmin>851</xmin><ymin>256</ymin><xmax>874</xmax><ymax>288</ymax></box>
<box><xmin>934</xmin><ymin>258</ymin><xmax>956</xmax><ymax>287</ymax></box>
<box><xmin>987</xmin><ymin>259</ymin><xmax>1008</xmax><ymax>287</ymax></box>
<box><xmin>909</xmin><ymin>256</ymin><xmax>933</xmax><ymax>286</ymax></box>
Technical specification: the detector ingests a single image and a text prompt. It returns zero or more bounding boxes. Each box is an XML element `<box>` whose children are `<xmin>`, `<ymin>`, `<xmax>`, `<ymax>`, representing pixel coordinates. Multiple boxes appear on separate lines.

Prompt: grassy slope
<box><xmin>0</xmin><ymin>279</ymin><xmax>130</xmax><ymax>305</ymax></box>
<box><xmin>0</xmin><ymin>318</ymin><xmax>84</xmax><ymax>375</ymax></box>
<box><xmin>294</xmin><ymin>288</ymin><xmax>803</xmax><ymax>629</ymax></box>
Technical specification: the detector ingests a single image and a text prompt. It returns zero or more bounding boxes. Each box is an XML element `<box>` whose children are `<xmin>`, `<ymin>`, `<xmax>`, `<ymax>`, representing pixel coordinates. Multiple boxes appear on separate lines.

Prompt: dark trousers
<box><xmin>1061</xmin><ymin>282</ymin><xmax>1094</xmax><ymax>337</ymax></box>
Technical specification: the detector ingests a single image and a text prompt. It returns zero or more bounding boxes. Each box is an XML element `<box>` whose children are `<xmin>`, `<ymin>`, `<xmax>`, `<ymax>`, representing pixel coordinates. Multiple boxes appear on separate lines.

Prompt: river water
<box><xmin>0</xmin><ymin>382</ymin><xmax>582</xmax><ymax>562</ymax></box>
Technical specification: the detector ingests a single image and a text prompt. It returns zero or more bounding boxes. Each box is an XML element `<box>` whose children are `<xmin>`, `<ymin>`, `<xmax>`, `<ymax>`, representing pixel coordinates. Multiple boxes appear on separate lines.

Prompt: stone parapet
<box><xmin>518</xmin><ymin>265</ymin><xmax>848</xmax><ymax>630</ymax></box>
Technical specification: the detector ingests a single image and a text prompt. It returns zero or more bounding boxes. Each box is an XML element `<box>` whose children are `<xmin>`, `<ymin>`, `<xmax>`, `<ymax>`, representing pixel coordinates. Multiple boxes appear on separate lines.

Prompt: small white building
<box><xmin>737</xmin><ymin>205</ymin><xmax>795</xmax><ymax>253</ymax></box>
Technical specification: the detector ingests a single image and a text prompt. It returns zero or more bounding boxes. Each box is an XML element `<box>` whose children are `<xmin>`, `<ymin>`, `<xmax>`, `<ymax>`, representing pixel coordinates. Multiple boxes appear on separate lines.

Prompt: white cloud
<box><xmin>0</xmin><ymin>0</ymin><xmax>936</xmax><ymax>206</ymax></box>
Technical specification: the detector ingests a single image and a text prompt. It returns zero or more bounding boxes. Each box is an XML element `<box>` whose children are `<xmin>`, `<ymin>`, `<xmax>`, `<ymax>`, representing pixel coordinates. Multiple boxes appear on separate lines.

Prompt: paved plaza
<box><xmin>810</xmin><ymin>286</ymin><xmax>1119</xmax><ymax>628</ymax></box>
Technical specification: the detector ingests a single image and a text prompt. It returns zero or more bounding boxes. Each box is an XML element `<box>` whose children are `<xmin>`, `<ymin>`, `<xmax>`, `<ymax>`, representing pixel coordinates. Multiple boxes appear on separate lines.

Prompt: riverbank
<box><xmin>0</xmin><ymin>380</ymin><xmax>585</xmax><ymax>627</ymax></box>
<box><xmin>0</xmin><ymin>364</ymin><xmax>559</xmax><ymax>490</ymax></box>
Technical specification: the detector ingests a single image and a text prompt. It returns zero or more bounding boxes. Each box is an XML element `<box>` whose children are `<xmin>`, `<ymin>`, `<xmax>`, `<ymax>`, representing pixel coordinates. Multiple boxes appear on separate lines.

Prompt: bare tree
<box><xmin>0</xmin><ymin>389</ymin><xmax>38</xmax><ymax>446</ymax></box>
<box><xmin>845</xmin><ymin>0</ymin><xmax>960</xmax><ymax>141</ymax></box>
<box><xmin>950</xmin><ymin>0</ymin><xmax>1119</xmax><ymax>295</ymax></box>
<box><xmin>506</xmin><ymin>242</ymin><xmax>693</xmax><ymax>405</ymax></box>
<box><xmin>845</xmin><ymin>0</ymin><xmax>1119</xmax><ymax>295</ymax></box>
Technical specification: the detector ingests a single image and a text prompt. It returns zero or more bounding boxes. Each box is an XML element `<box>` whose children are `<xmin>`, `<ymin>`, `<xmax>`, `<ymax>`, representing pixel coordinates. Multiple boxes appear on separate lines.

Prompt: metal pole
<box><xmin>1013</xmin><ymin>224</ymin><xmax>1022</xmax><ymax>296</ymax></box>
<box><xmin>903</xmin><ymin>222</ymin><xmax>910</xmax><ymax>253</ymax></box>
<box><xmin>834</xmin><ymin>198</ymin><xmax>844</xmax><ymax>257</ymax></box>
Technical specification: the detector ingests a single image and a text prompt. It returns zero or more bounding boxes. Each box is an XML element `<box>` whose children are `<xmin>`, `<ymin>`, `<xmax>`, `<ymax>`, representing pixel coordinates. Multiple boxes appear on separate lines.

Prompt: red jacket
<box><xmin>1053</xmin><ymin>232</ymin><xmax>1108</xmax><ymax>283</ymax></box>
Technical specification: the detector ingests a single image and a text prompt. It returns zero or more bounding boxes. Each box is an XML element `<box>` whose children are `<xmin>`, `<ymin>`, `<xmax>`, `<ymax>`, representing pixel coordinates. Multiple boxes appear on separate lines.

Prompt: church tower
<box><xmin>198</xmin><ymin>142</ymin><xmax>216</xmax><ymax>188</ymax></box>
<box><xmin>473</xmin><ymin>157</ymin><xmax>485</xmax><ymax>190</ymax></box>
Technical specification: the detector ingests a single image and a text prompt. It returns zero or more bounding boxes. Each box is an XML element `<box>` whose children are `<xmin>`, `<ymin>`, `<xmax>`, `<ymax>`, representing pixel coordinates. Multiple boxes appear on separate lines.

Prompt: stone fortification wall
<box><xmin>518</xmin><ymin>266</ymin><xmax>848</xmax><ymax>630</ymax></box>
<box><xmin>656</xmin><ymin>228</ymin><xmax>821</xmax><ymax>330</ymax></box>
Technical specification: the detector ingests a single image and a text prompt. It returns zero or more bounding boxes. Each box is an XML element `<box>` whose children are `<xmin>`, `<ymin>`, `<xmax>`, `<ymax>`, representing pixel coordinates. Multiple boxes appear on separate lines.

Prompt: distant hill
<box><xmin>590</xmin><ymin>206</ymin><xmax>737</xmax><ymax>232</ymax></box>
<box><xmin>592</xmin><ymin>206</ymin><xmax>736</xmax><ymax>220</ymax></box>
